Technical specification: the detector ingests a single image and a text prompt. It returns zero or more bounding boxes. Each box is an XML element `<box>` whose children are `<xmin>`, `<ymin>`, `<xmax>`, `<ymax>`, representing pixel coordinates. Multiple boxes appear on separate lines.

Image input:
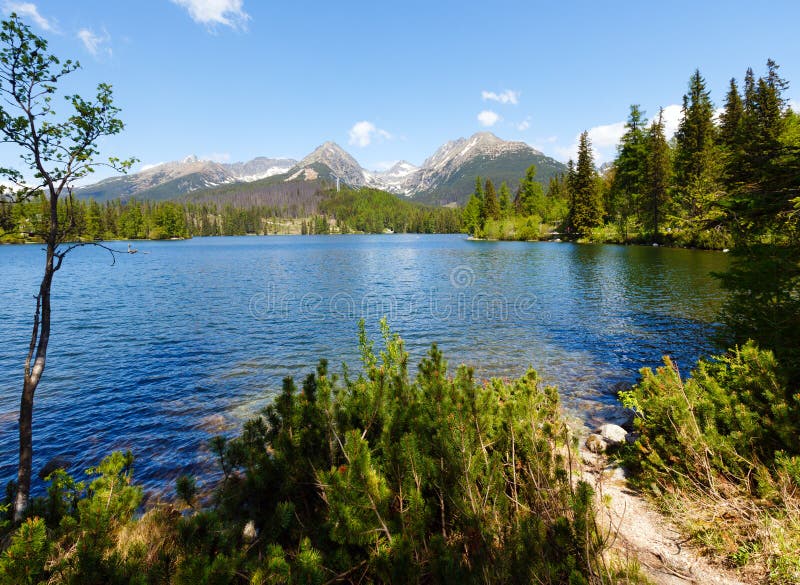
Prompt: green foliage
<box><xmin>461</xmin><ymin>192</ymin><xmax>482</xmax><ymax>235</ymax></box>
<box><xmin>3</xmin><ymin>186</ymin><xmax>462</xmax><ymax>242</ymax></box>
<box><xmin>515</xmin><ymin>165</ymin><xmax>549</xmax><ymax>220</ymax></box>
<box><xmin>319</xmin><ymin>187</ymin><xmax>462</xmax><ymax>234</ymax></box>
<box><xmin>717</xmin><ymin>244</ymin><xmax>800</xmax><ymax>383</ymax></box>
<box><xmin>498</xmin><ymin>181</ymin><xmax>511</xmax><ymax>218</ymax></box>
<box><xmin>674</xmin><ymin>70</ymin><xmax>721</xmax><ymax>222</ymax></box>
<box><xmin>175</xmin><ymin>475</ymin><xmax>197</xmax><ymax>508</ymax></box>
<box><xmin>483</xmin><ymin>178</ymin><xmax>500</xmax><ymax>220</ymax></box>
<box><xmin>610</xmin><ymin>105</ymin><xmax>648</xmax><ymax>234</ymax></box>
<box><xmin>624</xmin><ymin>342</ymin><xmax>798</xmax><ymax>490</ymax></box>
<box><xmin>463</xmin><ymin>164</ymin><xmax>567</xmax><ymax>240</ymax></box>
<box><xmin>0</xmin><ymin>452</ymin><xmax>143</xmax><ymax>584</ymax></box>
<box><xmin>568</xmin><ymin>132</ymin><xmax>603</xmax><ymax>235</ymax></box>
<box><xmin>206</xmin><ymin>320</ymin><xmax>611</xmax><ymax>583</ymax></box>
<box><xmin>623</xmin><ymin>342</ymin><xmax>800</xmax><ymax>581</ymax></box>
<box><xmin>0</xmin><ymin>517</ymin><xmax>49</xmax><ymax>585</ymax></box>
<box><xmin>715</xmin><ymin>61</ymin><xmax>800</xmax><ymax>384</ymax></box>
<box><xmin>643</xmin><ymin>110</ymin><xmax>671</xmax><ymax>241</ymax></box>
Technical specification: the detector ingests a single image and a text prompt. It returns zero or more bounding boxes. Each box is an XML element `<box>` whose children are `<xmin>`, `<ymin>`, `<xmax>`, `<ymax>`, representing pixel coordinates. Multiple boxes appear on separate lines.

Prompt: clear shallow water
<box><xmin>0</xmin><ymin>235</ymin><xmax>729</xmax><ymax>494</ymax></box>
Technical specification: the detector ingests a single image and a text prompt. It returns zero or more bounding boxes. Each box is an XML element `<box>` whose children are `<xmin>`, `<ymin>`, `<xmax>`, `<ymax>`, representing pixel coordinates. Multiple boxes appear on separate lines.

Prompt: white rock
<box><xmin>243</xmin><ymin>520</ymin><xmax>258</xmax><ymax>542</ymax></box>
<box><xmin>598</xmin><ymin>424</ymin><xmax>628</xmax><ymax>446</ymax></box>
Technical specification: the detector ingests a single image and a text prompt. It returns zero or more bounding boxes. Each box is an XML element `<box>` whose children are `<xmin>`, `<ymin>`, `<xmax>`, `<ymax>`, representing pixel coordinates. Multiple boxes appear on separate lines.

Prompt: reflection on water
<box><xmin>0</xmin><ymin>235</ymin><xmax>729</xmax><ymax>493</ymax></box>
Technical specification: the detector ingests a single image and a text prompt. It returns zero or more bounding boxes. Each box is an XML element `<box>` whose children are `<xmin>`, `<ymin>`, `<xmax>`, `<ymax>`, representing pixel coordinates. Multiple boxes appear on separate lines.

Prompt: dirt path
<box><xmin>581</xmin><ymin>451</ymin><xmax>750</xmax><ymax>585</ymax></box>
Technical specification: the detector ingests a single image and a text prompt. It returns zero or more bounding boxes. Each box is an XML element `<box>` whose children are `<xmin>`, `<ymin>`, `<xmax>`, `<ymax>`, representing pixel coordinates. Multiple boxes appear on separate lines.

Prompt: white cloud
<box><xmin>589</xmin><ymin>121</ymin><xmax>627</xmax><ymax>150</ymax></box>
<box><xmin>77</xmin><ymin>28</ymin><xmax>112</xmax><ymax>58</ymax></box>
<box><xmin>3</xmin><ymin>2</ymin><xmax>53</xmax><ymax>30</ymax></box>
<box><xmin>477</xmin><ymin>110</ymin><xmax>501</xmax><ymax>127</ymax></box>
<box><xmin>554</xmin><ymin>122</ymin><xmax>625</xmax><ymax>165</ymax></box>
<box><xmin>482</xmin><ymin>89</ymin><xmax>520</xmax><ymax>105</ymax></box>
<box><xmin>348</xmin><ymin>121</ymin><xmax>392</xmax><ymax>148</ymax></box>
<box><xmin>552</xmin><ymin>104</ymin><xmax>686</xmax><ymax>165</ymax></box>
<box><xmin>516</xmin><ymin>116</ymin><xmax>531</xmax><ymax>131</ymax></box>
<box><xmin>788</xmin><ymin>98</ymin><xmax>799</xmax><ymax>112</ymax></box>
<box><xmin>657</xmin><ymin>104</ymin><xmax>682</xmax><ymax>139</ymax></box>
<box><xmin>140</xmin><ymin>162</ymin><xmax>166</xmax><ymax>172</ymax></box>
<box><xmin>171</xmin><ymin>0</ymin><xmax>250</xmax><ymax>29</ymax></box>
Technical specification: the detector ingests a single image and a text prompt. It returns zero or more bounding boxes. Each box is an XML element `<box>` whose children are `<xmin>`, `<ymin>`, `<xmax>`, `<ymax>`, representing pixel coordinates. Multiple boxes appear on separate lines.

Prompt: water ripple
<box><xmin>0</xmin><ymin>235</ymin><xmax>729</xmax><ymax>494</ymax></box>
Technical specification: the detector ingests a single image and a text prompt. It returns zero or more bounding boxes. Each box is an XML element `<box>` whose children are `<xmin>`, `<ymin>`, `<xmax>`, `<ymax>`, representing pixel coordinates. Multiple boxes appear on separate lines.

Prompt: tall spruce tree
<box><xmin>674</xmin><ymin>70</ymin><xmax>720</xmax><ymax>220</ymax></box>
<box><xmin>611</xmin><ymin>105</ymin><xmax>648</xmax><ymax>236</ymax></box>
<box><xmin>474</xmin><ymin>175</ymin><xmax>485</xmax><ymax>224</ymax></box>
<box><xmin>498</xmin><ymin>181</ymin><xmax>511</xmax><ymax>218</ymax></box>
<box><xmin>725</xmin><ymin>60</ymin><xmax>791</xmax><ymax>224</ymax></box>
<box><xmin>564</xmin><ymin>159</ymin><xmax>576</xmax><ymax>232</ymax></box>
<box><xmin>717</xmin><ymin>60</ymin><xmax>800</xmax><ymax>383</ymax></box>
<box><xmin>514</xmin><ymin>164</ymin><xmax>545</xmax><ymax>218</ymax></box>
<box><xmin>718</xmin><ymin>78</ymin><xmax>744</xmax><ymax>152</ymax></box>
<box><xmin>462</xmin><ymin>194</ymin><xmax>482</xmax><ymax>235</ymax></box>
<box><xmin>568</xmin><ymin>131</ymin><xmax>603</xmax><ymax>235</ymax></box>
<box><xmin>484</xmin><ymin>177</ymin><xmax>500</xmax><ymax>220</ymax></box>
<box><xmin>644</xmin><ymin>109</ymin><xmax>671</xmax><ymax>242</ymax></box>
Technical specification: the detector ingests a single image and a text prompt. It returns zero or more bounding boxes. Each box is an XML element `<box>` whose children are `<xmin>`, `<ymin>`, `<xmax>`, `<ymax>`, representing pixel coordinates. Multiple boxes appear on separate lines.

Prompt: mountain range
<box><xmin>76</xmin><ymin>132</ymin><xmax>566</xmax><ymax>206</ymax></box>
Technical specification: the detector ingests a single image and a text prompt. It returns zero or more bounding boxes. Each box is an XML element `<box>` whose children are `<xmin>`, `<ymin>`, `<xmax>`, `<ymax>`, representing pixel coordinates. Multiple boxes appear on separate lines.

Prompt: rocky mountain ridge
<box><xmin>77</xmin><ymin>132</ymin><xmax>565</xmax><ymax>204</ymax></box>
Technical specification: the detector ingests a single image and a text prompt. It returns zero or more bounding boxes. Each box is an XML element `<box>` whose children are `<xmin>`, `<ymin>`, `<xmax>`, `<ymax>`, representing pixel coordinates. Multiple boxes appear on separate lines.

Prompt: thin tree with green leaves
<box><xmin>0</xmin><ymin>14</ymin><xmax>134</xmax><ymax>521</ymax></box>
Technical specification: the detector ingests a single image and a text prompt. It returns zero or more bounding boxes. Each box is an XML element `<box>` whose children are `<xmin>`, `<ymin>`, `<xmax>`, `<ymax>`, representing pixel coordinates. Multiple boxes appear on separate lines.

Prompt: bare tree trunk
<box><xmin>14</xmin><ymin>240</ymin><xmax>56</xmax><ymax>522</ymax></box>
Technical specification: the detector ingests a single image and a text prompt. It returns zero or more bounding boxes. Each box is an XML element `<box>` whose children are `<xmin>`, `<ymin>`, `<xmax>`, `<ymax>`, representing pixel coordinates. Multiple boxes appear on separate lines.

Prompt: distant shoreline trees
<box><xmin>1</xmin><ymin>186</ymin><xmax>463</xmax><ymax>242</ymax></box>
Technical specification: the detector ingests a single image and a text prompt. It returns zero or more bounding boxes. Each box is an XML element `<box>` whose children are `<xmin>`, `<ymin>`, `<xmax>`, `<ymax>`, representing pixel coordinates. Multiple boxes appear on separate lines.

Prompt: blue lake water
<box><xmin>0</xmin><ymin>234</ymin><xmax>729</xmax><ymax>494</ymax></box>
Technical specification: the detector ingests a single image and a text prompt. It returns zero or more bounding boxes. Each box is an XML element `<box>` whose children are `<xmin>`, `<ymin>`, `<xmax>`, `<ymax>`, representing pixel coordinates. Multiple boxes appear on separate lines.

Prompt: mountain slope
<box><xmin>76</xmin><ymin>156</ymin><xmax>296</xmax><ymax>202</ymax></box>
<box><xmin>407</xmin><ymin>132</ymin><xmax>565</xmax><ymax>205</ymax></box>
<box><xmin>285</xmin><ymin>142</ymin><xmax>366</xmax><ymax>187</ymax></box>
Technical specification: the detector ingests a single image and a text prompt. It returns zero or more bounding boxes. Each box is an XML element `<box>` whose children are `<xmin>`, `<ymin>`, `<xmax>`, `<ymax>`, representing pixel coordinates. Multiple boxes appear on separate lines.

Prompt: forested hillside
<box><xmin>0</xmin><ymin>185</ymin><xmax>462</xmax><ymax>241</ymax></box>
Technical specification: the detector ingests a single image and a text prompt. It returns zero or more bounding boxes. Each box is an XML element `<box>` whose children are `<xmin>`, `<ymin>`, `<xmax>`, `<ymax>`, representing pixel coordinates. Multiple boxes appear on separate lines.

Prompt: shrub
<box><xmin>621</xmin><ymin>342</ymin><xmax>800</xmax><ymax>582</ymax></box>
<box><xmin>212</xmin><ymin>319</ymin><xmax>613</xmax><ymax>583</ymax></box>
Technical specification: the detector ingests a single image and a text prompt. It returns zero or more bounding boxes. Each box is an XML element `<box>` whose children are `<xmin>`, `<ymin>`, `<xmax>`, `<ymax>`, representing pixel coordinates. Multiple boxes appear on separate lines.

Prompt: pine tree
<box><xmin>726</xmin><ymin>60</ymin><xmax>791</xmax><ymax>225</ymax></box>
<box><xmin>462</xmin><ymin>194</ymin><xmax>482</xmax><ymax>235</ymax></box>
<box><xmin>564</xmin><ymin>159</ymin><xmax>576</xmax><ymax>232</ymax></box>
<box><xmin>611</xmin><ymin>105</ymin><xmax>648</xmax><ymax>236</ymax></box>
<box><xmin>644</xmin><ymin>109</ymin><xmax>672</xmax><ymax>242</ymax></box>
<box><xmin>473</xmin><ymin>175</ymin><xmax>485</xmax><ymax>224</ymax></box>
<box><xmin>484</xmin><ymin>178</ymin><xmax>500</xmax><ymax>220</ymax></box>
<box><xmin>674</xmin><ymin>70</ymin><xmax>720</xmax><ymax>220</ymax></box>
<box><xmin>514</xmin><ymin>165</ymin><xmax>545</xmax><ymax>218</ymax></box>
<box><xmin>718</xmin><ymin>78</ymin><xmax>744</xmax><ymax>152</ymax></box>
<box><xmin>568</xmin><ymin>132</ymin><xmax>602</xmax><ymax>236</ymax></box>
<box><xmin>498</xmin><ymin>181</ymin><xmax>511</xmax><ymax>218</ymax></box>
<box><xmin>716</xmin><ymin>60</ymin><xmax>800</xmax><ymax>384</ymax></box>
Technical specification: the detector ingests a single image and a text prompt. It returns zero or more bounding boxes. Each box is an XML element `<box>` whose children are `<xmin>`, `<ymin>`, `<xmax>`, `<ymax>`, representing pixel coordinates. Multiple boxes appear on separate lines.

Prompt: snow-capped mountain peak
<box><xmin>78</xmin><ymin>132</ymin><xmax>564</xmax><ymax>204</ymax></box>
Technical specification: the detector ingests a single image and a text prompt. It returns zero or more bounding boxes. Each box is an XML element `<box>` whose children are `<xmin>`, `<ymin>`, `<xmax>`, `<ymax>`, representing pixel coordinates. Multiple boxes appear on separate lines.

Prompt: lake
<box><xmin>0</xmin><ymin>234</ymin><xmax>729</xmax><ymax>494</ymax></box>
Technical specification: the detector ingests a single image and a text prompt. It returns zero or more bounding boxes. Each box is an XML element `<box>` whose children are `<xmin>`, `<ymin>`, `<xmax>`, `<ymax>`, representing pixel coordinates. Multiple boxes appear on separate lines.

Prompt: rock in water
<box><xmin>598</xmin><ymin>424</ymin><xmax>628</xmax><ymax>446</ymax></box>
<box><xmin>38</xmin><ymin>456</ymin><xmax>71</xmax><ymax>480</ymax></box>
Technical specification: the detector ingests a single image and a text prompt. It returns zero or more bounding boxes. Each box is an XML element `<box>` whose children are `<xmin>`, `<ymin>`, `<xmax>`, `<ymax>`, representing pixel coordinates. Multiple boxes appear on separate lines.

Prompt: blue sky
<box><xmin>1</xmin><ymin>0</ymin><xmax>799</xmax><ymax>181</ymax></box>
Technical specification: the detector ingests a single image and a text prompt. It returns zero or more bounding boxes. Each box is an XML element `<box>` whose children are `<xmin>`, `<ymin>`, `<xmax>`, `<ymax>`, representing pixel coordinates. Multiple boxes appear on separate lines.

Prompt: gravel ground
<box><xmin>581</xmin><ymin>450</ymin><xmax>751</xmax><ymax>585</ymax></box>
